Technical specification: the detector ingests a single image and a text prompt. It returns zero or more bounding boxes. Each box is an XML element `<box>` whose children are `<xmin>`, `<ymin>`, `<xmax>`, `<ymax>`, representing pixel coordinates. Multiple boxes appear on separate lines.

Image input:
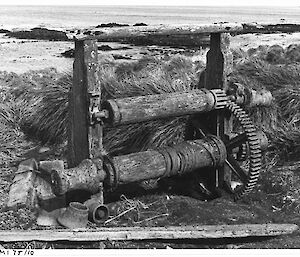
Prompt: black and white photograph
<box><xmin>0</xmin><ymin>0</ymin><xmax>300</xmax><ymax>254</ymax></box>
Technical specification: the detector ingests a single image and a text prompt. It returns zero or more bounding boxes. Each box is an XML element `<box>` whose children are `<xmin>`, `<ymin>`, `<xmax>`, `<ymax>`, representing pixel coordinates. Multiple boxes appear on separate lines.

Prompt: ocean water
<box><xmin>0</xmin><ymin>5</ymin><xmax>300</xmax><ymax>30</ymax></box>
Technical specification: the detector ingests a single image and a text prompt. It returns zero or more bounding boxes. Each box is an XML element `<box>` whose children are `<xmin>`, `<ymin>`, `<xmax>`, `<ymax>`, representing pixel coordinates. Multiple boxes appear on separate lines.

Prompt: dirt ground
<box><xmin>1</xmin><ymin>31</ymin><xmax>300</xmax><ymax>249</ymax></box>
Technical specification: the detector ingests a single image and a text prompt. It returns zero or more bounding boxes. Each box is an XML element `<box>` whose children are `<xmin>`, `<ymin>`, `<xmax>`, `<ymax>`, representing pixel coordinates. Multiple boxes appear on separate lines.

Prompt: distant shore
<box><xmin>1</xmin><ymin>24</ymin><xmax>300</xmax><ymax>74</ymax></box>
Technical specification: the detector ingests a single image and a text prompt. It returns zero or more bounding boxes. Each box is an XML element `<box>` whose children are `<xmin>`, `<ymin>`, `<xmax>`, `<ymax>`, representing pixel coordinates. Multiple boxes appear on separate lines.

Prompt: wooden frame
<box><xmin>67</xmin><ymin>22</ymin><xmax>300</xmax><ymax>181</ymax></box>
<box><xmin>4</xmin><ymin>22</ymin><xmax>300</xmax><ymax>243</ymax></box>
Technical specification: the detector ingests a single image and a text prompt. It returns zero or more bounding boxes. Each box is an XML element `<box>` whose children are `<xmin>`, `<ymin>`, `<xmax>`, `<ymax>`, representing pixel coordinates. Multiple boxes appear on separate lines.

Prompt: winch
<box><xmin>7</xmin><ymin>37</ymin><xmax>272</xmax><ymax>228</ymax></box>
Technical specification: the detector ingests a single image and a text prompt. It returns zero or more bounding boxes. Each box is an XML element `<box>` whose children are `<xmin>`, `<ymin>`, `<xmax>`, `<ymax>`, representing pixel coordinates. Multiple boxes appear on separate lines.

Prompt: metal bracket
<box><xmin>88</xmin><ymin>92</ymin><xmax>109</xmax><ymax>127</ymax></box>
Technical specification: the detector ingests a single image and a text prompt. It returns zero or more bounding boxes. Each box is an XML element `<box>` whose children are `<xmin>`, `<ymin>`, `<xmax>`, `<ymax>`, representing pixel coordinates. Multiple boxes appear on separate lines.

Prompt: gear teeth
<box><xmin>251</xmin><ymin>159</ymin><xmax>261</xmax><ymax>164</ymax></box>
<box><xmin>247</xmin><ymin>131</ymin><xmax>257</xmax><ymax>135</ymax></box>
<box><xmin>250</xmin><ymin>149</ymin><xmax>261</xmax><ymax>154</ymax></box>
<box><xmin>210</xmin><ymin>89</ymin><xmax>228</xmax><ymax>109</ymax></box>
<box><xmin>226</xmin><ymin>101</ymin><xmax>262</xmax><ymax>201</ymax></box>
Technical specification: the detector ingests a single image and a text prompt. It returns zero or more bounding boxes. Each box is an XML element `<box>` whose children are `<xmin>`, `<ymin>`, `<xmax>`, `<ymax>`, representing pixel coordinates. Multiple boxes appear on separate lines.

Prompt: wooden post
<box><xmin>205</xmin><ymin>33</ymin><xmax>232</xmax><ymax>92</ymax></box>
<box><xmin>68</xmin><ymin>39</ymin><xmax>102</xmax><ymax>168</ymax></box>
<box><xmin>204</xmin><ymin>32</ymin><xmax>233</xmax><ymax>188</ymax></box>
<box><xmin>204</xmin><ymin>32</ymin><xmax>233</xmax><ymax>136</ymax></box>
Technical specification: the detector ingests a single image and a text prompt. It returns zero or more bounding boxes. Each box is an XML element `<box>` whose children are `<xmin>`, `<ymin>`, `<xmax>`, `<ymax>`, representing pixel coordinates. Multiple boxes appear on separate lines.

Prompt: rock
<box><xmin>98</xmin><ymin>45</ymin><xmax>132</xmax><ymax>51</ymax></box>
<box><xmin>7</xmin><ymin>28</ymin><xmax>69</xmax><ymax>41</ymax></box>
<box><xmin>96</xmin><ymin>23</ymin><xmax>129</xmax><ymax>28</ymax></box>
<box><xmin>98</xmin><ymin>45</ymin><xmax>113</xmax><ymax>51</ymax></box>
<box><xmin>113</xmin><ymin>54</ymin><xmax>132</xmax><ymax>60</ymax></box>
<box><xmin>83</xmin><ymin>30</ymin><xmax>91</xmax><ymax>35</ymax></box>
<box><xmin>133</xmin><ymin>23</ymin><xmax>148</xmax><ymax>26</ymax></box>
<box><xmin>0</xmin><ymin>29</ymin><xmax>10</xmax><ymax>34</ymax></box>
<box><xmin>61</xmin><ymin>49</ymin><xmax>74</xmax><ymax>58</ymax></box>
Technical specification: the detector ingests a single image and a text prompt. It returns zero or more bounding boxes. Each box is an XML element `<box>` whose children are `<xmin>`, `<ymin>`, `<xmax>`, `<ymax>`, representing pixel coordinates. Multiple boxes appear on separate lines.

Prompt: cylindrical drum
<box><xmin>103</xmin><ymin>89</ymin><xmax>227</xmax><ymax>125</ymax></box>
<box><xmin>112</xmin><ymin>135</ymin><xmax>227</xmax><ymax>185</ymax></box>
<box><xmin>51</xmin><ymin>136</ymin><xmax>226</xmax><ymax>195</ymax></box>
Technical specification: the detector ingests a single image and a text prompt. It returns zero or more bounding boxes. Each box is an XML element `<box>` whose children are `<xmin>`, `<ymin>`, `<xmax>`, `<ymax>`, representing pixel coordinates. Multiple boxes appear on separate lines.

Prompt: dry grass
<box><xmin>1</xmin><ymin>44</ymin><xmax>300</xmax><ymax>233</ymax></box>
<box><xmin>16</xmin><ymin>55</ymin><xmax>198</xmax><ymax>154</ymax></box>
<box><xmin>2</xmin><ymin>46</ymin><xmax>300</xmax><ymax>168</ymax></box>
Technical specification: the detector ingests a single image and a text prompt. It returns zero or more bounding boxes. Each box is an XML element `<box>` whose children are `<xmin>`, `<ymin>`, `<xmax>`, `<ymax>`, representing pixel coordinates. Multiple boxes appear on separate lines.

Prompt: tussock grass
<box><xmin>1</xmin><ymin>44</ymin><xmax>300</xmax><ymax>215</ymax></box>
<box><xmin>17</xmin><ymin>55</ymin><xmax>198</xmax><ymax>155</ymax></box>
<box><xmin>229</xmin><ymin>46</ymin><xmax>300</xmax><ymax>164</ymax></box>
<box><xmin>2</xmin><ymin>47</ymin><xmax>300</xmax><ymax>160</ymax></box>
<box><xmin>228</xmin><ymin>44</ymin><xmax>300</xmax><ymax>210</ymax></box>
<box><xmin>0</xmin><ymin>89</ymin><xmax>33</xmax><ymax>165</ymax></box>
<box><xmin>20</xmin><ymin>74</ymin><xmax>70</xmax><ymax>145</ymax></box>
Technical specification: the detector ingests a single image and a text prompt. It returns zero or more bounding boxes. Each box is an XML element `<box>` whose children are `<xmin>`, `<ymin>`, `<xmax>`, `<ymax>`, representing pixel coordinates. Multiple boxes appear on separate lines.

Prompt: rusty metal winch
<box><xmin>7</xmin><ymin>84</ymin><xmax>272</xmax><ymax>228</ymax></box>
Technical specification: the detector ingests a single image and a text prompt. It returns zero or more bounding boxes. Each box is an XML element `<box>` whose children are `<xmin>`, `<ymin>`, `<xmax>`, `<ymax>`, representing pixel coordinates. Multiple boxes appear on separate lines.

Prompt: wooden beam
<box><xmin>242</xmin><ymin>23</ymin><xmax>300</xmax><ymax>34</ymax></box>
<box><xmin>76</xmin><ymin>23</ymin><xmax>244</xmax><ymax>40</ymax></box>
<box><xmin>74</xmin><ymin>23</ymin><xmax>300</xmax><ymax>41</ymax></box>
<box><xmin>0</xmin><ymin>224</ymin><xmax>297</xmax><ymax>242</ymax></box>
<box><xmin>67</xmin><ymin>39</ymin><xmax>101</xmax><ymax>168</ymax></box>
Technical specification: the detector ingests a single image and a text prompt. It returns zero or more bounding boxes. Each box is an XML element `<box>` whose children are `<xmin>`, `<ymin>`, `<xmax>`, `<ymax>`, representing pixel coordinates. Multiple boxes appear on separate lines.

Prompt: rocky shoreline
<box><xmin>2</xmin><ymin>23</ymin><xmax>211</xmax><ymax>48</ymax></box>
<box><xmin>1</xmin><ymin>23</ymin><xmax>300</xmax><ymax>74</ymax></box>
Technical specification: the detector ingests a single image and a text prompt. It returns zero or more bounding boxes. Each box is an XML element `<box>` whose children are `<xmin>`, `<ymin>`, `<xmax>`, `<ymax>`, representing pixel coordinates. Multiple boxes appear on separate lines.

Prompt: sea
<box><xmin>0</xmin><ymin>5</ymin><xmax>300</xmax><ymax>31</ymax></box>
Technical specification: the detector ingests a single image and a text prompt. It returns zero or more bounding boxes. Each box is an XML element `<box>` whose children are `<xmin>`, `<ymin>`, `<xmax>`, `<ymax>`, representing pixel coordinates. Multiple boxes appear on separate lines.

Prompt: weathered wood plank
<box><xmin>0</xmin><ymin>224</ymin><xmax>297</xmax><ymax>242</ymax></box>
<box><xmin>76</xmin><ymin>23</ymin><xmax>243</xmax><ymax>40</ymax></box>
<box><xmin>6</xmin><ymin>159</ymin><xmax>38</xmax><ymax>208</ymax></box>
<box><xmin>74</xmin><ymin>23</ymin><xmax>300</xmax><ymax>41</ymax></box>
<box><xmin>242</xmin><ymin>23</ymin><xmax>300</xmax><ymax>33</ymax></box>
<box><xmin>67</xmin><ymin>39</ymin><xmax>101</xmax><ymax>168</ymax></box>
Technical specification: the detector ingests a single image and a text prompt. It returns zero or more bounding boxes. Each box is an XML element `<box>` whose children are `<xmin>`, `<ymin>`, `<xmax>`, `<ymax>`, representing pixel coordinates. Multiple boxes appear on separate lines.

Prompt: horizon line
<box><xmin>0</xmin><ymin>4</ymin><xmax>300</xmax><ymax>7</ymax></box>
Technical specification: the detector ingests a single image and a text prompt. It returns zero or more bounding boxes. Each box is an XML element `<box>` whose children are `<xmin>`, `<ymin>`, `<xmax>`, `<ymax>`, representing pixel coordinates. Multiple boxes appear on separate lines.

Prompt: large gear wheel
<box><xmin>224</xmin><ymin>101</ymin><xmax>262</xmax><ymax>200</ymax></box>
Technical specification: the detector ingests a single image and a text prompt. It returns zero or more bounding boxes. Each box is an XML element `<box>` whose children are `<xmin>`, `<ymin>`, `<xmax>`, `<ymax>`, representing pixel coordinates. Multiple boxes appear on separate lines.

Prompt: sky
<box><xmin>1</xmin><ymin>0</ymin><xmax>300</xmax><ymax>6</ymax></box>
